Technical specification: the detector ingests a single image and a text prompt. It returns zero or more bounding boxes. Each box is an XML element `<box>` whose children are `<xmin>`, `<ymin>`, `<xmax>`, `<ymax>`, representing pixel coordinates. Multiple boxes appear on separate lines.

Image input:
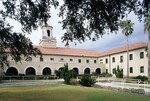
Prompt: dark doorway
<box><xmin>84</xmin><ymin>68</ymin><xmax>90</xmax><ymax>74</ymax></box>
<box><xmin>43</xmin><ymin>67</ymin><xmax>51</xmax><ymax>75</ymax></box>
<box><xmin>6</xmin><ymin>67</ymin><xmax>18</xmax><ymax>75</ymax></box>
<box><xmin>26</xmin><ymin>67</ymin><xmax>36</xmax><ymax>75</ymax></box>
<box><xmin>95</xmin><ymin>68</ymin><xmax>101</xmax><ymax>74</ymax></box>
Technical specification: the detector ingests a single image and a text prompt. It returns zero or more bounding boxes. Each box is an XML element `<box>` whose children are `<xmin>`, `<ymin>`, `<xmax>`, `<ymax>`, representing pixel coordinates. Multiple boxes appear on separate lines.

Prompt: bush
<box><xmin>79</xmin><ymin>75</ymin><xmax>96</xmax><ymax>87</ymax></box>
<box><xmin>99</xmin><ymin>73</ymin><xmax>112</xmax><ymax>77</ymax></box>
<box><xmin>0</xmin><ymin>71</ymin><xmax>5</xmax><ymax>82</ymax></box>
<box><xmin>133</xmin><ymin>75</ymin><xmax>148</xmax><ymax>81</ymax></box>
<box><xmin>69</xmin><ymin>78</ymin><xmax>78</xmax><ymax>85</ymax></box>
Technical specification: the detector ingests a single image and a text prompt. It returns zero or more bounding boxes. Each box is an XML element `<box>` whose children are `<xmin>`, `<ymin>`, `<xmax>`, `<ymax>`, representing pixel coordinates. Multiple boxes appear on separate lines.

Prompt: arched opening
<box><xmin>73</xmin><ymin>67</ymin><xmax>79</xmax><ymax>75</ymax></box>
<box><xmin>43</xmin><ymin>67</ymin><xmax>51</xmax><ymax>75</ymax></box>
<box><xmin>6</xmin><ymin>67</ymin><xmax>18</xmax><ymax>76</ymax></box>
<box><xmin>25</xmin><ymin>67</ymin><xmax>36</xmax><ymax>75</ymax></box>
<box><xmin>59</xmin><ymin>67</ymin><xmax>64</xmax><ymax>71</ymax></box>
<box><xmin>95</xmin><ymin>68</ymin><xmax>101</xmax><ymax>74</ymax></box>
<box><xmin>84</xmin><ymin>68</ymin><xmax>90</xmax><ymax>74</ymax></box>
<box><xmin>47</xmin><ymin>30</ymin><xmax>50</xmax><ymax>37</ymax></box>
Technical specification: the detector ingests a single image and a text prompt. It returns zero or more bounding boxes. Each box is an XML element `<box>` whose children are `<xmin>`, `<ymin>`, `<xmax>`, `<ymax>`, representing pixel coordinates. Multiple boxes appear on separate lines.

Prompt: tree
<box><xmin>115</xmin><ymin>65</ymin><xmax>123</xmax><ymax>78</ymax></box>
<box><xmin>59</xmin><ymin>0</ymin><xmax>148</xmax><ymax>44</ymax></box>
<box><xmin>0</xmin><ymin>0</ymin><xmax>59</xmax><ymax>68</ymax></box>
<box><xmin>144</xmin><ymin>6</ymin><xmax>150</xmax><ymax>78</ymax></box>
<box><xmin>120</xmin><ymin>20</ymin><xmax>134</xmax><ymax>77</ymax></box>
<box><xmin>55</xmin><ymin>63</ymin><xmax>75</xmax><ymax>84</ymax></box>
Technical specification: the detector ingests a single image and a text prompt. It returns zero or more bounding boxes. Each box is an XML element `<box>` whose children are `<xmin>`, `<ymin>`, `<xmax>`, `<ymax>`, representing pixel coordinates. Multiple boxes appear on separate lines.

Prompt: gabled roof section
<box><xmin>34</xmin><ymin>46</ymin><xmax>101</xmax><ymax>58</ymax></box>
<box><xmin>99</xmin><ymin>42</ymin><xmax>147</xmax><ymax>57</ymax></box>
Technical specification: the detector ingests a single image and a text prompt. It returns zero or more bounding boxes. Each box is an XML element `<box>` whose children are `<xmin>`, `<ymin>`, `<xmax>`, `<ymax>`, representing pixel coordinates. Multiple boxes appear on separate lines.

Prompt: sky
<box><xmin>5</xmin><ymin>1</ymin><xmax>148</xmax><ymax>52</ymax></box>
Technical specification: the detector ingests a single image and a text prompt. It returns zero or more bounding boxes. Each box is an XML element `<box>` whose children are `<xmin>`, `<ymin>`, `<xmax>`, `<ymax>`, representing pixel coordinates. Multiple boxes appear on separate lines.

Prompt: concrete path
<box><xmin>95</xmin><ymin>82</ymin><xmax>150</xmax><ymax>93</ymax></box>
<box><xmin>0</xmin><ymin>79</ymin><xmax>64</xmax><ymax>88</ymax></box>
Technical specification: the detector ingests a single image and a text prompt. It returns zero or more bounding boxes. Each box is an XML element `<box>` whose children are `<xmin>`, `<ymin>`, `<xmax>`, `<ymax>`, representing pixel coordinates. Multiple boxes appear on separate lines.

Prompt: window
<box><xmin>86</xmin><ymin>59</ymin><xmax>89</xmax><ymax>63</ymax></box>
<box><xmin>40</xmin><ymin>56</ymin><xmax>43</xmax><ymax>62</ymax></box>
<box><xmin>140</xmin><ymin>66</ymin><xmax>144</xmax><ymax>73</ymax></box>
<box><xmin>26</xmin><ymin>56</ymin><xmax>32</xmax><ymax>61</ymax></box>
<box><xmin>113</xmin><ymin>68</ymin><xmax>115</xmax><ymax>74</ymax></box>
<box><xmin>94</xmin><ymin>60</ymin><xmax>96</xmax><ymax>63</ymax></box>
<box><xmin>100</xmin><ymin>59</ymin><xmax>103</xmax><ymax>64</ymax></box>
<box><xmin>50</xmin><ymin>58</ymin><xmax>54</xmax><ymax>61</ymax></box>
<box><xmin>112</xmin><ymin>57</ymin><xmax>115</xmax><ymax>63</ymax></box>
<box><xmin>129</xmin><ymin>54</ymin><xmax>133</xmax><ymax>60</ymax></box>
<box><xmin>47</xmin><ymin>30</ymin><xmax>50</xmax><ymax>37</ymax></box>
<box><xmin>70</xmin><ymin>59</ymin><xmax>73</xmax><ymax>61</ymax></box>
<box><xmin>106</xmin><ymin>69</ymin><xmax>108</xmax><ymax>73</ymax></box>
<box><xmin>78</xmin><ymin>59</ymin><xmax>81</xmax><ymax>63</ymax></box>
<box><xmin>106</xmin><ymin>58</ymin><xmax>108</xmax><ymax>63</ymax></box>
<box><xmin>120</xmin><ymin>56</ymin><xmax>123</xmax><ymax>63</ymax></box>
<box><xmin>140</xmin><ymin>52</ymin><xmax>144</xmax><ymax>59</ymax></box>
<box><xmin>60</xmin><ymin>58</ymin><xmax>64</xmax><ymax>61</ymax></box>
<box><xmin>130</xmin><ymin>67</ymin><xmax>133</xmax><ymax>73</ymax></box>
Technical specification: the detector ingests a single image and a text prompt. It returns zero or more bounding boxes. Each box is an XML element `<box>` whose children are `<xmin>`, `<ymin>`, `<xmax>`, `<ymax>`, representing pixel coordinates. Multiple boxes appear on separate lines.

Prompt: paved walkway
<box><xmin>95</xmin><ymin>82</ymin><xmax>150</xmax><ymax>93</ymax></box>
<box><xmin>0</xmin><ymin>79</ymin><xmax>64</xmax><ymax>88</ymax></box>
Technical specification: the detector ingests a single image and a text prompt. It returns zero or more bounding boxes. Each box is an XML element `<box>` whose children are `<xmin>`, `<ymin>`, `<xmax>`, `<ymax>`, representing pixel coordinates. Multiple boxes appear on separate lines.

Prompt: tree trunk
<box><xmin>127</xmin><ymin>36</ymin><xmax>129</xmax><ymax>78</ymax></box>
<box><xmin>148</xmin><ymin>34</ymin><xmax>150</xmax><ymax>78</ymax></box>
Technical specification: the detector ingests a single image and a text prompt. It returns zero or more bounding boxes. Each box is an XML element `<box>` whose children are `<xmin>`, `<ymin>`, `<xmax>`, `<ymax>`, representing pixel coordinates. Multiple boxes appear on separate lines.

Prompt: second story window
<box><xmin>94</xmin><ymin>60</ymin><xmax>96</xmax><ymax>63</ymax></box>
<box><xmin>105</xmin><ymin>58</ymin><xmax>108</xmax><ymax>63</ymax></box>
<box><xmin>140</xmin><ymin>52</ymin><xmax>144</xmax><ymax>59</ymax></box>
<box><xmin>129</xmin><ymin>54</ymin><xmax>133</xmax><ymax>60</ymax></box>
<box><xmin>120</xmin><ymin>56</ymin><xmax>123</xmax><ymax>63</ymax></box>
<box><xmin>70</xmin><ymin>59</ymin><xmax>73</xmax><ymax>61</ymax></box>
<box><xmin>78</xmin><ymin>59</ymin><xmax>81</xmax><ymax>63</ymax></box>
<box><xmin>86</xmin><ymin>59</ymin><xmax>89</xmax><ymax>63</ymax></box>
<box><xmin>112</xmin><ymin>57</ymin><xmax>115</xmax><ymax>63</ymax></box>
<box><xmin>99</xmin><ymin>59</ymin><xmax>103</xmax><ymax>64</ymax></box>
<box><xmin>40</xmin><ymin>56</ymin><xmax>43</xmax><ymax>62</ymax></box>
<box><xmin>60</xmin><ymin>58</ymin><xmax>64</xmax><ymax>61</ymax></box>
<box><xmin>26</xmin><ymin>56</ymin><xmax>32</xmax><ymax>61</ymax></box>
<box><xmin>50</xmin><ymin>58</ymin><xmax>54</xmax><ymax>61</ymax></box>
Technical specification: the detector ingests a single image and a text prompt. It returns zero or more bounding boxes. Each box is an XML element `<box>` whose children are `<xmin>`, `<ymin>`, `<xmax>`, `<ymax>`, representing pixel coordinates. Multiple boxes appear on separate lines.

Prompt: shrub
<box><xmin>115</xmin><ymin>65</ymin><xmax>123</xmax><ymax>78</ymax></box>
<box><xmin>0</xmin><ymin>71</ymin><xmax>5</xmax><ymax>82</ymax></box>
<box><xmin>69</xmin><ymin>78</ymin><xmax>78</xmax><ymax>85</ymax></box>
<box><xmin>79</xmin><ymin>75</ymin><xmax>96</xmax><ymax>87</ymax></box>
<box><xmin>133</xmin><ymin>75</ymin><xmax>148</xmax><ymax>81</ymax></box>
<box><xmin>99</xmin><ymin>73</ymin><xmax>112</xmax><ymax>77</ymax></box>
<box><xmin>64</xmin><ymin>70</ymin><xmax>73</xmax><ymax>84</ymax></box>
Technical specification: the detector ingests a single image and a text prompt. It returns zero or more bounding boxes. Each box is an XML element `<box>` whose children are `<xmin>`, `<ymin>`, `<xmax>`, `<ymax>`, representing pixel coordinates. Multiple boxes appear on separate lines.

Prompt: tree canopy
<box><xmin>0</xmin><ymin>0</ymin><xmax>150</xmax><ymax>67</ymax></box>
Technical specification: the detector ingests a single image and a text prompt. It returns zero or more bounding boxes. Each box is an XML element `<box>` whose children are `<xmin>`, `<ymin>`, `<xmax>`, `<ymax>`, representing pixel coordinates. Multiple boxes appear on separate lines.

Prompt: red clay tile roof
<box><xmin>99</xmin><ymin>42</ymin><xmax>147</xmax><ymax>57</ymax></box>
<box><xmin>34</xmin><ymin>42</ymin><xmax>147</xmax><ymax>57</ymax></box>
<box><xmin>34</xmin><ymin>46</ymin><xmax>101</xmax><ymax>57</ymax></box>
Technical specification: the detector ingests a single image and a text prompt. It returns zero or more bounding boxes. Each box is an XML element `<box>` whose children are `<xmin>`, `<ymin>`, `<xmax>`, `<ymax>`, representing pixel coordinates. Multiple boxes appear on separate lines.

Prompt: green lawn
<box><xmin>0</xmin><ymin>84</ymin><xmax>150</xmax><ymax>101</ymax></box>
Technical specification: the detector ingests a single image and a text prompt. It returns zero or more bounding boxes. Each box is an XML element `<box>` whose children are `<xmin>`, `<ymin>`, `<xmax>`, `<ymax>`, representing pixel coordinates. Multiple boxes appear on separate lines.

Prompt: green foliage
<box><xmin>60</xmin><ymin>0</ymin><xmax>147</xmax><ymax>43</ymax></box>
<box><xmin>56</xmin><ymin>63</ymin><xmax>75</xmax><ymax>84</ymax></box>
<box><xmin>79</xmin><ymin>75</ymin><xmax>96</xmax><ymax>87</ymax></box>
<box><xmin>69</xmin><ymin>78</ymin><xmax>78</xmax><ymax>85</ymax></box>
<box><xmin>0</xmin><ymin>0</ymin><xmax>59</xmax><ymax>67</ymax></box>
<box><xmin>99</xmin><ymin>73</ymin><xmax>112</xmax><ymax>77</ymax></box>
<box><xmin>133</xmin><ymin>75</ymin><xmax>148</xmax><ymax>81</ymax></box>
<box><xmin>120</xmin><ymin>20</ymin><xmax>134</xmax><ymax>36</ymax></box>
<box><xmin>115</xmin><ymin>65</ymin><xmax>123</xmax><ymax>78</ymax></box>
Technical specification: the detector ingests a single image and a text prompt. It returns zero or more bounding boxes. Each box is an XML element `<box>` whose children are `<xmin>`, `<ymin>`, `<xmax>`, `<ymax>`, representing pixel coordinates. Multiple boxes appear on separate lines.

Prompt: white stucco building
<box><xmin>3</xmin><ymin>24</ymin><xmax>149</xmax><ymax>77</ymax></box>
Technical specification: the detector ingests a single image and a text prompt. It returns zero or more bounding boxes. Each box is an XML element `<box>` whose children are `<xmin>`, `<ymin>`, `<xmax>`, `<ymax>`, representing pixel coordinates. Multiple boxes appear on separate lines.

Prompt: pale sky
<box><xmin>4</xmin><ymin>1</ymin><xmax>148</xmax><ymax>52</ymax></box>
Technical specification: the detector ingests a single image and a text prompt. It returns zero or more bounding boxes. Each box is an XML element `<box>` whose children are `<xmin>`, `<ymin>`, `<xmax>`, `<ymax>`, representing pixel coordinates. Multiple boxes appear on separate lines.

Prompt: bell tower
<box><xmin>39</xmin><ymin>24</ymin><xmax>57</xmax><ymax>48</ymax></box>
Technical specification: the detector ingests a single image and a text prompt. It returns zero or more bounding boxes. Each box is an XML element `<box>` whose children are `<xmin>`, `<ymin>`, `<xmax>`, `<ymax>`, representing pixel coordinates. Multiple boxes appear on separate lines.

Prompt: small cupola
<box><xmin>39</xmin><ymin>24</ymin><xmax>57</xmax><ymax>48</ymax></box>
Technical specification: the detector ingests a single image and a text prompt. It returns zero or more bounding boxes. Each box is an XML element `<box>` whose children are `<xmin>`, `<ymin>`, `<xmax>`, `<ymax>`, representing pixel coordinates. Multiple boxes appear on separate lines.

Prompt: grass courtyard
<box><xmin>0</xmin><ymin>84</ymin><xmax>150</xmax><ymax>101</ymax></box>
